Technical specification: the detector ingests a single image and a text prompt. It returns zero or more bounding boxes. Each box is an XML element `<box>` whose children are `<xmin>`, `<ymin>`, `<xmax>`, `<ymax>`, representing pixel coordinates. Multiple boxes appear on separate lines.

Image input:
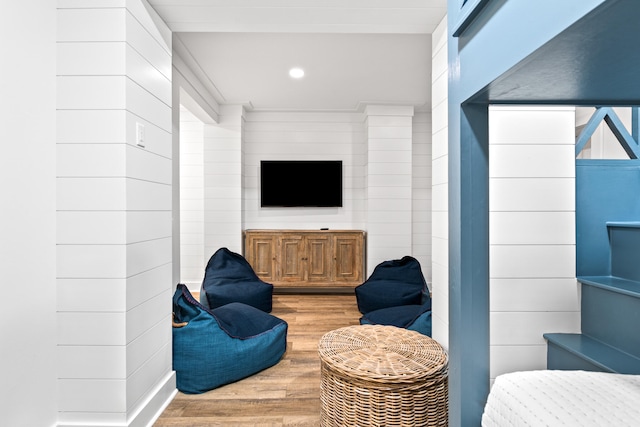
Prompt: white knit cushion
<box><xmin>482</xmin><ymin>370</ymin><xmax>640</xmax><ymax>426</ymax></box>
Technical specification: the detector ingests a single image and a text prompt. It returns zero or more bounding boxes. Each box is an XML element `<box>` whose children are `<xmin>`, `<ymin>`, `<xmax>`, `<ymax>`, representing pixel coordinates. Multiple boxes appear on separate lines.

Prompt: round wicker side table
<box><xmin>318</xmin><ymin>324</ymin><xmax>448</xmax><ymax>427</ymax></box>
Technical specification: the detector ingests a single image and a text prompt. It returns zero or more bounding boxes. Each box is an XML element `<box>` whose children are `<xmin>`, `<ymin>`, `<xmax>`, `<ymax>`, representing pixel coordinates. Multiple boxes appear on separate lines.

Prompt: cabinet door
<box><xmin>278</xmin><ymin>235</ymin><xmax>305</xmax><ymax>283</ymax></box>
<box><xmin>306</xmin><ymin>234</ymin><xmax>332</xmax><ymax>283</ymax></box>
<box><xmin>244</xmin><ymin>233</ymin><xmax>277</xmax><ymax>282</ymax></box>
<box><xmin>333</xmin><ymin>234</ymin><xmax>364</xmax><ymax>283</ymax></box>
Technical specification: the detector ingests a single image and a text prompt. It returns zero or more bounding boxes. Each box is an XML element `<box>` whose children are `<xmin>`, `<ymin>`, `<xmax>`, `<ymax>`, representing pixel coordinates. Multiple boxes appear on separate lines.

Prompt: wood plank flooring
<box><xmin>155</xmin><ymin>293</ymin><xmax>361</xmax><ymax>426</ymax></box>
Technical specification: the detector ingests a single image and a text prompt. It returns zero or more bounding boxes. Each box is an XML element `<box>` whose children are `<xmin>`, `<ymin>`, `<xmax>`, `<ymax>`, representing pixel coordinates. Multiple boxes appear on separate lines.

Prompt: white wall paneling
<box><xmin>488</xmin><ymin>106</ymin><xmax>580</xmax><ymax>382</ymax></box>
<box><xmin>1</xmin><ymin>2</ymin><xmax>58</xmax><ymax>425</ymax></box>
<box><xmin>172</xmin><ymin>65</ymin><xmax>182</xmax><ymax>287</ymax></box>
<box><xmin>490</xmin><ymin>278</ymin><xmax>580</xmax><ymax>312</ymax></box>
<box><xmin>188</xmin><ymin>107</ymin><xmax>432</xmax><ymax>279</ymax></box>
<box><xmin>56</xmin><ymin>1</ymin><xmax>176</xmax><ymax>425</ymax></box>
<box><xmin>489</xmin><ymin>107</ymin><xmax>577</xmax><ymax>144</ymax></box>
<box><xmin>242</xmin><ymin>111</ymin><xmax>367</xmax><ymax>233</ymax></box>
<box><xmin>365</xmin><ymin>105</ymin><xmax>414</xmax><ymax>272</ymax></box>
<box><xmin>490</xmin><ymin>345</ymin><xmax>548</xmax><ymax>379</ymax></box>
<box><xmin>203</xmin><ymin>105</ymin><xmax>245</xmax><ymax>256</ymax></box>
<box><xmin>179</xmin><ymin>107</ymin><xmax>206</xmax><ymax>290</ymax></box>
<box><xmin>412</xmin><ymin>112</ymin><xmax>432</xmax><ymax>282</ymax></box>
<box><xmin>431</xmin><ymin>16</ymin><xmax>449</xmax><ymax>349</ymax></box>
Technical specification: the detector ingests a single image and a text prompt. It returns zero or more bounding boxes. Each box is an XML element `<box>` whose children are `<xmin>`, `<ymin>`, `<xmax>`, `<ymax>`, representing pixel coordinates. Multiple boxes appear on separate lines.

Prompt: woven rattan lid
<box><xmin>318</xmin><ymin>324</ymin><xmax>448</xmax><ymax>384</ymax></box>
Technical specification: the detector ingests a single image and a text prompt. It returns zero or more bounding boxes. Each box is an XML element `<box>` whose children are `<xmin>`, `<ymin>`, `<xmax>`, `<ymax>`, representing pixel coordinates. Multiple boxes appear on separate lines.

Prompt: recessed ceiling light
<box><xmin>289</xmin><ymin>67</ymin><xmax>305</xmax><ymax>79</ymax></box>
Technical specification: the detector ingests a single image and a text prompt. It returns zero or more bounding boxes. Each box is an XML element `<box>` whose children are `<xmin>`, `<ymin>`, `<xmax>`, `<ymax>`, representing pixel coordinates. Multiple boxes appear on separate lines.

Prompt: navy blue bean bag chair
<box><xmin>200</xmin><ymin>247</ymin><xmax>274</xmax><ymax>312</ymax></box>
<box><xmin>355</xmin><ymin>256</ymin><xmax>429</xmax><ymax>314</ymax></box>
<box><xmin>355</xmin><ymin>256</ymin><xmax>432</xmax><ymax>336</ymax></box>
<box><xmin>360</xmin><ymin>299</ymin><xmax>432</xmax><ymax>336</ymax></box>
<box><xmin>172</xmin><ymin>284</ymin><xmax>288</xmax><ymax>394</ymax></box>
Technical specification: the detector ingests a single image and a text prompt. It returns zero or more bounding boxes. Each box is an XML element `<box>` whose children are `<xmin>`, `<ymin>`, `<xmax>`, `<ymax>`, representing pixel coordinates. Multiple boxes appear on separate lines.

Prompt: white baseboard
<box><xmin>135</xmin><ymin>371</ymin><xmax>177</xmax><ymax>427</ymax></box>
<box><xmin>56</xmin><ymin>372</ymin><xmax>177</xmax><ymax>427</ymax></box>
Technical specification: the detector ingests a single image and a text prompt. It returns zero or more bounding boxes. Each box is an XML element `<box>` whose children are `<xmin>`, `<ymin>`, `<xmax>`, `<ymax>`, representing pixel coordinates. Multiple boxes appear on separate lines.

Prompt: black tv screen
<box><xmin>260</xmin><ymin>160</ymin><xmax>343</xmax><ymax>207</ymax></box>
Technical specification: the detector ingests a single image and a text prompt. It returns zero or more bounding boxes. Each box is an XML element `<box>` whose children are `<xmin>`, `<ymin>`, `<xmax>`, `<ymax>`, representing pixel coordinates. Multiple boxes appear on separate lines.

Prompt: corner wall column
<box><xmin>203</xmin><ymin>105</ymin><xmax>246</xmax><ymax>256</ymax></box>
<box><xmin>56</xmin><ymin>2</ymin><xmax>176</xmax><ymax>425</ymax></box>
<box><xmin>364</xmin><ymin>105</ymin><xmax>415</xmax><ymax>272</ymax></box>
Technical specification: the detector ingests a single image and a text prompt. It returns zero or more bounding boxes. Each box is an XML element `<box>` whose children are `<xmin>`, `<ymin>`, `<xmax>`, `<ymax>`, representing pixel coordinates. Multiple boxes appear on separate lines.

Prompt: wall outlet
<box><xmin>136</xmin><ymin>122</ymin><xmax>145</xmax><ymax>148</ymax></box>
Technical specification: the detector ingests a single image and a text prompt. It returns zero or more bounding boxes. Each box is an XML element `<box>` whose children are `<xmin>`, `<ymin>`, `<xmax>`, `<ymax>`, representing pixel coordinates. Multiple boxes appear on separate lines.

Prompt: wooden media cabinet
<box><xmin>244</xmin><ymin>229</ymin><xmax>366</xmax><ymax>293</ymax></box>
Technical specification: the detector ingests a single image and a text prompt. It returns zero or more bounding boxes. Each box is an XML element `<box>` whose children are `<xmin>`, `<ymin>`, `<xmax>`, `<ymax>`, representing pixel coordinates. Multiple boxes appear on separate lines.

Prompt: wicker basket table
<box><xmin>318</xmin><ymin>324</ymin><xmax>448</xmax><ymax>427</ymax></box>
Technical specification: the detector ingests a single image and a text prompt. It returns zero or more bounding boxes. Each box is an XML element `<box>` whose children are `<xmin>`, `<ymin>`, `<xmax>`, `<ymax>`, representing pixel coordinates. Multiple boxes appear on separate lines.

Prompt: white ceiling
<box><xmin>148</xmin><ymin>0</ymin><xmax>447</xmax><ymax>112</ymax></box>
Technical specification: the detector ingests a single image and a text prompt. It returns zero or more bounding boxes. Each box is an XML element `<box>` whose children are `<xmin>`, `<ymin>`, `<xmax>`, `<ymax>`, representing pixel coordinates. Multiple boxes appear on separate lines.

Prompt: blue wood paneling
<box><xmin>576</xmin><ymin>160</ymin><xmax>640</xmax><ymax>277</ymax></box>
<box><xmin>610</xmin><ymin>224</ymin><xmax>640</xmax><ymax>281</ymax></box>
<box><xmin>582</xmin><ymin>283</ymin><xmax>640</xmax><ymax>357</ymax></box>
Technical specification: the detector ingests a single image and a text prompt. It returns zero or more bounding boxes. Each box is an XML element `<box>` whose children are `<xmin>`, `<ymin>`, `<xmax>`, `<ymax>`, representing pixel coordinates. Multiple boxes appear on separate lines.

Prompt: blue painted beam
<box><xmin>452</xmin><ymin>0</ymin><xmax>492</xmax><ymax>37</ymax></box>
<box><xmin>576</xmin><ymin>107</ymin><xmax>640</xmax><ymax>158</ymax></box>
<box><xmin>602</xmin><ymin>108</ymin><xmax>640</xmax><ymax>159</ymax></box>
<box><xmin>448</xmin><ymin>102</ymin><xmax>490</xmax><ymax>427</ymax></box>
<box><xmin>464</xmin><ymin>0</ymin><xmax>640</xmax><ymax>104</ymax></box>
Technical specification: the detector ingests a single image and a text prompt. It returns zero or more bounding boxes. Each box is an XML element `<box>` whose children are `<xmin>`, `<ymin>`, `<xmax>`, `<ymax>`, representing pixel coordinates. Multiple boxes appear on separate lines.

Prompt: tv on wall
<box><xmin>260</xmin><ymin>160</ymin><xmax>343</xmax><ymax>207</ymax></box>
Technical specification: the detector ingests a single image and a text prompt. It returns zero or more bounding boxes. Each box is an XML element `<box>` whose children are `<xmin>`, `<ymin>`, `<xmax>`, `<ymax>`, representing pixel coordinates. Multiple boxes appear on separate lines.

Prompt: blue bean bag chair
<box><xmin>200</xmin><ymin>247</ymin><xmax>274</xmax><ymax>312</ymax></box>
<box><xmin>355</xmin><ymin>256</ymin><xmax>428</xmax><ymax>314</ymax></box>
<box><xmin>172</xmin><ymin>284</ymin><xmax>288</xmax><ymax>394</ymax></box>
<box><xmin>360</xmin><ymin>299</ymin><xmax>432</xmax><ymax>336</ymax></box>
<box><xmin>355</xmin><ymin>256</ymin><xmax>432</xmax><ymax>336</ymax></box>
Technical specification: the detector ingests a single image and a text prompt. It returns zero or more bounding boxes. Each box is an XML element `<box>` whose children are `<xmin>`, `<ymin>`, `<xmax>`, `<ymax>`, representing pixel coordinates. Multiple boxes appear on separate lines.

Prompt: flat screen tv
<box><xmin>260</xmin><ymin>160</ymin><xmax>343</xmax><ymax>207</ymax></box>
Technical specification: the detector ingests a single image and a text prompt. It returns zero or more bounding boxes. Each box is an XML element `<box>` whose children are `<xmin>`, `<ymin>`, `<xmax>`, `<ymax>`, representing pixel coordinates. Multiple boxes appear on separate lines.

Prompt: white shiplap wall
<box><xmin>413</xmin><ymin>112</ymin><xmax>433</xmax><ymax>282</ymax></box>
<box><xmin>2</xmin><ymin>2</ymin><xmax>58</xmax><ymax>426</ymax></box>
<box><xmin>203</xmin><ymin>105</ymin><xmax>245</xmax><ymax>256</ymax></box>
<box><xmin>242</xmin><ymin>111</ymin><xmax>368</xmax><ymax>231</ymax></box>
<box><xmin>489</xmin><ymin>106</ymin><xmax>580</xmax><ymax>381</ymax></box>
<box><xmin>186</xmin><ymin>108</ymin><xmax>432</xmax><ymax>282</ymax></box>
<box><xmin>179</xmin><ymin>107</ymin><xmax>205</xmax><ymax>289</ymax></box>
<box><xmin>431</xmin><ymin>16</ymin><xmax>449</xmax><ymax>349</ymax></box>
<box><xmin>365</xmin><ymin>105</ymin><xmax>415</xmax><ymax>271</ymax></box>
<box><xmin>56</xmin><ymin>1</ymin><xmax>175</xmax><ymax>425</ymax></box>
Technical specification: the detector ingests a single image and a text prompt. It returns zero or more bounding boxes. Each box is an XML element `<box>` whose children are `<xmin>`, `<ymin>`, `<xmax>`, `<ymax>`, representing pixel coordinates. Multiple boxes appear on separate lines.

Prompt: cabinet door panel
<box><xmin>279</xmin><ymin>236</ymin><xmax>305</xmax><ymax>282</ymax></box>
<box><xmin>245</xmin><ymin>235</ymin><xmax>276</xmax><ymax>281</ymax></box>
<box><xmin>306</xmin><ymin>235</ymin><xmax>331</xmax><ymax>282</ymax></box>
<box><xmin>249</xmin><ymin>239</ymin><xmax>275</xmax><ymax>281</ymax></box>
<box><xmin>333</xmin><ymin>235</ymin><xmax>364</xmax><ymax>283</ymax></box>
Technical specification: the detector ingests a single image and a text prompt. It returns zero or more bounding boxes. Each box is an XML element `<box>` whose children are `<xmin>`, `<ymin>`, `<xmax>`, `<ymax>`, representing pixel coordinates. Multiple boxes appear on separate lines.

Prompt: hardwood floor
<box><xmin>155</xmin><ymin>293</ymin><xmax>361</xmax><ymax>426</ymax></box>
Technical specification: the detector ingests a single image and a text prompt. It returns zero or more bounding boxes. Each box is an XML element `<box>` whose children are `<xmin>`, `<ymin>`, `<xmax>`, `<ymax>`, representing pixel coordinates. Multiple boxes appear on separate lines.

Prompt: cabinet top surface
<box><xmin>245</xmin><ymin>229</ymin><xmax>365</xmax><ymax>234</ymax></box>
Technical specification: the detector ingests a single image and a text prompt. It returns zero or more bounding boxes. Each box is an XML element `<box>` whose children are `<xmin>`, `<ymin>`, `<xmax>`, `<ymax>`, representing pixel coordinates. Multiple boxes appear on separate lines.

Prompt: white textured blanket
<box><xmin>482</xmin><ymin>370</ymin><xmax>640</xmax><ymax>426</ymax></box>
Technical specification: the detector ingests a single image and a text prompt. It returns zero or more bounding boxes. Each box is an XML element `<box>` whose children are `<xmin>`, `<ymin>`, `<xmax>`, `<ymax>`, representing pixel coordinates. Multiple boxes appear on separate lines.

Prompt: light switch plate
<box><xmin>136</xmin><ymin>122</ymin><xmax>145</xmax><ymax>148</ymax></box>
